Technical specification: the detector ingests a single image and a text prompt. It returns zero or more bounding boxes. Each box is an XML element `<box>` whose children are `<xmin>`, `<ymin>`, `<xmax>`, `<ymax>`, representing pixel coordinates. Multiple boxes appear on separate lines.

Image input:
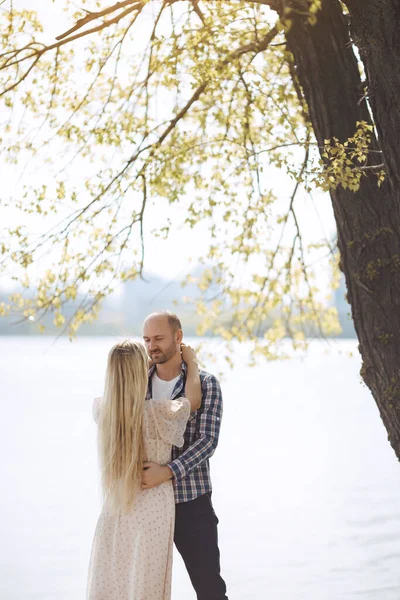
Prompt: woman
<box><xmin>87</xmin><ymin>339</ymin><xmax>201</xmax><ymax>600</ymax></box>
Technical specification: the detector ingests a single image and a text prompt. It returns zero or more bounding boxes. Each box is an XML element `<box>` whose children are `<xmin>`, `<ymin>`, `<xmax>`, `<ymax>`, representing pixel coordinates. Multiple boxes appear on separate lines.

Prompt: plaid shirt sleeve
<box><xmin>167</xmin><ymin>374</ymin><xmax>223</xmax><ymax>482</ymax></box>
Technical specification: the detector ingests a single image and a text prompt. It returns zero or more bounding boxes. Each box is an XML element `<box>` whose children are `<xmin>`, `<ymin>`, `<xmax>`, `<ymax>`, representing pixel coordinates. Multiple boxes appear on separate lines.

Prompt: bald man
<box><xmin>142</xmin><ymin>311</ymin><xmax>228</xmax><ymax>600</ymax></box>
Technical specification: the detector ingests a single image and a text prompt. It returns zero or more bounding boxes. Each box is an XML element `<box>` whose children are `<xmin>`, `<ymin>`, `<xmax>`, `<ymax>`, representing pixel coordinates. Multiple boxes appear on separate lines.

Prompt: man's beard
<box><xmin>150</xmin><ymin>341</ymin><xmax>177</xmax><ymax>364</ymax></box>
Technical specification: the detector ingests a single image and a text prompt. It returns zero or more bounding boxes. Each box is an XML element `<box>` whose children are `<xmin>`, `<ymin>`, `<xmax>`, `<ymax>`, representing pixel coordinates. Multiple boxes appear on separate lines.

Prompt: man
<box><xmin>142</xmin><ymin>311</ymin><xmax>228</xmax><ymax>600</ymax></box>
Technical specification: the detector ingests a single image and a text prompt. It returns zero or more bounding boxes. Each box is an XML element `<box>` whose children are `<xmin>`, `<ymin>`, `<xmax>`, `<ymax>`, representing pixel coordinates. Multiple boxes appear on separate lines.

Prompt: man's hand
<box><xmin>142</xmin><ymin>462</ymin><xmax>173</xmax><ymax>489</ymax></box>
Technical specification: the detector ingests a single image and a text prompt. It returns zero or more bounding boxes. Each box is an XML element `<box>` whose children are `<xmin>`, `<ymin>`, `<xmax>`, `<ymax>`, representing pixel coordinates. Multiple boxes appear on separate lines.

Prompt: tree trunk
<box><xmin>281</xmin><ymin>0</ymin><xmax>400</xmax><ymax>458</ymax></box>
<box><xmin>345</xmin><ymin>0</ymin><xmax>400</xmax><ymax>189</ymax></box>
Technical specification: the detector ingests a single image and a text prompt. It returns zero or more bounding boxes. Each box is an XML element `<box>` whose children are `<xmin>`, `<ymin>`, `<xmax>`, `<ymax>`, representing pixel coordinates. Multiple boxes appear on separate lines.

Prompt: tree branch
<box><xmin>242</xmin><ymin>0</ymin><xmax>282</xmax><ymax>11</ymax></box>
<box><xmin>126</xmin><ymin>24</ymin><xmax>280</xmax><ymax>165</ymax></box>
<box><xmin>55</xmin><ymin>0</ymin><xmax>145</xmax><ymax>40</ymax></box>
<box><xmin>0</xmin><ymin>2</ymin><xmax>146</xmax><ymax>95</ymax></box>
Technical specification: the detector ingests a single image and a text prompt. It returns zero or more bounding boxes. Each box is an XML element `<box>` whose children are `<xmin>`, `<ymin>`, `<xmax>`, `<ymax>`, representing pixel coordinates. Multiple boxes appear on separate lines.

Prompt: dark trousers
<box><xmin>174</xmin><ymin>492</ymin><xmax>228</xmax><ymax>600</ymax></box>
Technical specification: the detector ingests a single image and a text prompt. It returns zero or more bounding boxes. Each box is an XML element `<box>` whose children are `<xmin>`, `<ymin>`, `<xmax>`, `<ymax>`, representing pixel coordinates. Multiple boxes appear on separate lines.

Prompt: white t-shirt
<box><xmin>151</xmin><ymin>372</ymin><xmax>180</xmax><ymax>401</ymax></box>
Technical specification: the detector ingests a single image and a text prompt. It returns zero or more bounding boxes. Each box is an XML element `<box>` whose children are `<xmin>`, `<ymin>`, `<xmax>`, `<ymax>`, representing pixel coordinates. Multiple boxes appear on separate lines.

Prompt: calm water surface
<box><xmin>1</xmin><ymin>337</ymin><xmax>400</xmax><ymax>600</ymax></box>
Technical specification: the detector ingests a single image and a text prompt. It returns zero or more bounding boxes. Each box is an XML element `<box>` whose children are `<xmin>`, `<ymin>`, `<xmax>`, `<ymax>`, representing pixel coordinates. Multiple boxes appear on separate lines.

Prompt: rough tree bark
<box><xmin>271</xmin><ymin>0</ymin><xmax>400</xmax><ymax>458</ymax></box>
<box><xmin>345</xmin><ymin>0</ymin><xmax>400</xmax><ymax>189</ymax></box>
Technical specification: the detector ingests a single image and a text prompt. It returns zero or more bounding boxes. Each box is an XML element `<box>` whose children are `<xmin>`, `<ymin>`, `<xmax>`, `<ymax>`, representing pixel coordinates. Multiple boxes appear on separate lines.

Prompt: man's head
<box><xmin>142</xmin><ymin>311</ymin><xmax>183</xmax><ymax>365</ymax></box>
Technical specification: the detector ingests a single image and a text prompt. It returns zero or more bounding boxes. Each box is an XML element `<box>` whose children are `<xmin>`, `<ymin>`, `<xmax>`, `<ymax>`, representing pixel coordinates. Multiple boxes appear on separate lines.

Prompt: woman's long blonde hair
<box><xmin>98</xmin><ymin>339</ymin><xmax>149</xmax><ymax>512</ymax></box>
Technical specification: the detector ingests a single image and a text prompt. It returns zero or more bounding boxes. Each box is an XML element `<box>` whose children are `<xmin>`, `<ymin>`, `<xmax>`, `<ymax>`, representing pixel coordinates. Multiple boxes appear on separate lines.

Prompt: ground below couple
<box><xmin>86</xmin><ymin>311</ymin><xmax>229</xmax><ymax>600</ymax></box>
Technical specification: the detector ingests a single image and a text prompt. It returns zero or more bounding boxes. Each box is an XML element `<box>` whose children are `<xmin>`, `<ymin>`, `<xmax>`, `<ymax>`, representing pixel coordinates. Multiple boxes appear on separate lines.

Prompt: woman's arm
<box><xmin>181</xmin><ymin>344</ymin><xmax>201</xmax><ymax>412</ymax></box>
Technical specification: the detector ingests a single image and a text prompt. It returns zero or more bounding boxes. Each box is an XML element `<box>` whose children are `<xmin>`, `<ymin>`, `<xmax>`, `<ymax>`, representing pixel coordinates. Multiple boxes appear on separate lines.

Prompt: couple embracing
<box><xmin>87</xmin><ymin>311</ymin><xmax>229</xmax><ymax>600</ymax></box>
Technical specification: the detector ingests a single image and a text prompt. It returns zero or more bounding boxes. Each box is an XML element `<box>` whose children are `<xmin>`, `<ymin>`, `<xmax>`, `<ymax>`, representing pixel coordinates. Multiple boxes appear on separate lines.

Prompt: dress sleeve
<box><xmin>93</xmin><ymin>397</ymin><xmax>101</xmax><ymax>424</ymax></box>
<box><xmin>151</xmin><ymin>397</ymin><xmax>191</xmax><ymax>447</ymax></box>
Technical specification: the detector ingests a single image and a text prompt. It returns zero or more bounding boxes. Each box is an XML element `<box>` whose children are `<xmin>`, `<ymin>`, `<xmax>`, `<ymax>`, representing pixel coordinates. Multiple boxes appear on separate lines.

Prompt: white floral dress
<box><xmin>87</xmin><ymin>396</ymin><xmax>190</xmax><ymax>600</ymax></box>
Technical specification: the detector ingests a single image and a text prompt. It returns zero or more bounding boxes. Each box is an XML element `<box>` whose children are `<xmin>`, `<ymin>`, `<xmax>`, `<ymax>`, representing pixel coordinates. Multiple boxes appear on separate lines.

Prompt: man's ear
<box><xmin>176</xmin><ymin>329</ymin><xmax>183</xmax><ymax>344</ymax></box>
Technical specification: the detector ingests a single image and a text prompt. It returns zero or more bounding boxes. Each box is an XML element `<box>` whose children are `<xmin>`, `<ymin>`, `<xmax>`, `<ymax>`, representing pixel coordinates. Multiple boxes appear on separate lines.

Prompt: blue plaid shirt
<box><xmin>147</xmin><ymin>363</ymin><xmax>223</xmax><ymax>503</ymax></box>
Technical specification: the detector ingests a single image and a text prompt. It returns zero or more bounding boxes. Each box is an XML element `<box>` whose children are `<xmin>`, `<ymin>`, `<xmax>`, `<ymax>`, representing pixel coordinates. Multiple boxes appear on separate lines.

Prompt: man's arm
<box><xmin>141</xmin><ymin>373</ymin><xmax>222</xmax><ymax>489</ymax></box>
<box><xmin>167</xmin><ymin>373</ymin><xmax>223</xmax><ymax>482</ymax></box>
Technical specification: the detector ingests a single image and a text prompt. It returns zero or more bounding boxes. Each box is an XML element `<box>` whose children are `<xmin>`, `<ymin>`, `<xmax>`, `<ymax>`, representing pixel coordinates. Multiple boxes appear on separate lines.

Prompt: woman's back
<box><xmin>88</xmin><ymin>395</ymin><xmax>190</xmax><ymax>600</ymax></box>
<box><xmin>93</xmin><ymin>395</ymin><xmax>189</xmax><ymax>466</ymax></box>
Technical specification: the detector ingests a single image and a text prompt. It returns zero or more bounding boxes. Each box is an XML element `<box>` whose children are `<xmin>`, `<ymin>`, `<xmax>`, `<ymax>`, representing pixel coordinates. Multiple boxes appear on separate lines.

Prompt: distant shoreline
<box><xmin>0</xmin><ymin>331</ymin><xmax>358</xmax><ymax>339</ymax></box>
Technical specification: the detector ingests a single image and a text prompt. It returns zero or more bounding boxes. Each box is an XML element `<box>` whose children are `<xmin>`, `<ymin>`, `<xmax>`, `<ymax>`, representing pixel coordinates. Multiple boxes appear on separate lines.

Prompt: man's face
<box><xmin>143</xmin><ymin>316</ymin><xmax>181</xmax><ymax>365</ymax></box>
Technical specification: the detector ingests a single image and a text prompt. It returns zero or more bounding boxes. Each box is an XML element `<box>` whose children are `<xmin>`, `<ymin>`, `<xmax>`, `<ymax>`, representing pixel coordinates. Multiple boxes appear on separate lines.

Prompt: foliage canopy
<box><xmin>0</xmin><ymin>0</ymin><xmax>381</xmax><ymax>359</ymax></box>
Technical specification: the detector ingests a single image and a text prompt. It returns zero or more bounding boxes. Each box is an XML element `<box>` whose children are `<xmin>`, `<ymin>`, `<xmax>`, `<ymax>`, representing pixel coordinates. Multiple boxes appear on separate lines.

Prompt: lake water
<box><xmin>1</xmin><ymin>336</ymin><xmax>400</xmax><ymax>600</ymax></box>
